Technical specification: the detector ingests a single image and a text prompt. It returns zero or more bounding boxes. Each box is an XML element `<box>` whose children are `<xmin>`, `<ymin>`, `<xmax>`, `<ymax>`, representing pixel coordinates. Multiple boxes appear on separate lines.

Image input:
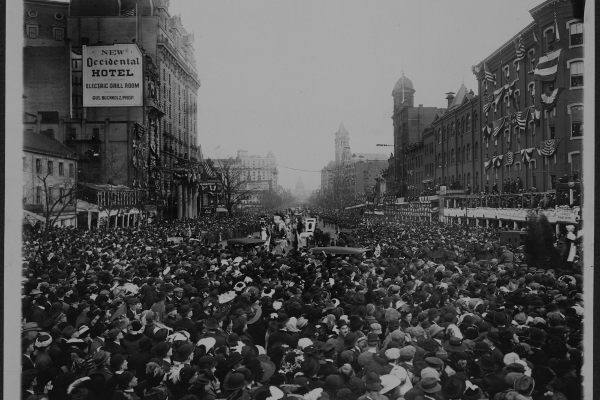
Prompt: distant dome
<box><xmin>392</xmin><ymin>75</ymin><xmax>414</xmax><ymax>95</ymax></box>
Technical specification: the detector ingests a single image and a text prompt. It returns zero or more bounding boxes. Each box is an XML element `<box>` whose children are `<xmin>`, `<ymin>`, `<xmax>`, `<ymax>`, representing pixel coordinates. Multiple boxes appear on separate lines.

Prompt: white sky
<box><xmin>164</xmin><ymin>0</ymin><xmax>543</xmax><ymax>190</ymax></box>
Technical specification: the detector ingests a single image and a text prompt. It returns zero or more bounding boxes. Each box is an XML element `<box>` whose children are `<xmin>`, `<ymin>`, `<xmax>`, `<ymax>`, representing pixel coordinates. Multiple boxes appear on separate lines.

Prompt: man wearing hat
<box><xmin>126</xmin><ymin>297</ymin><xmax>142</xmax><ymax>321</ymax></box>
<box><xmin>319</xmin><ymin>341</ymin><xmax>339</xmax><ymax>379</ymax></box>
<box><xmin>163</xmin><ymin>304</ymin><xmax>178</xmax><ymax>328</ymax></box>
<box><xmin>358</xmin><ymin>371</ymin><xmax>387</xmax><ymax>400</ymax></box>
<box><xmin>85</xmin><ymin>350</ymin><xmax>113</xmax><ymax>387</ymax></box>
<box><xmin>404</xmin><ymin>376</ymin><xmax>443</xmax><ymax>400</ymax></box>
<box><xmin>173</xmin><ymin>304</ymin><xmax>198</xmax><ymax>342</ymax></box>
<box><xmin>471</xmin><ymin>353</ymin><xmax>509</xmax><ymax>399</ymax></box>
<box><xmin>266</xmin><ymin>313</ymin><xmax>296</xmax><ymax>351</ymax></box>
<box><xmin>22</xmin><ymin>337</ymin><xmax>36</xmax><ymax>372</ymax></box>
<box><xmin>105</xmin><ymin>327</ymin><xmax>127</xmax><ymax>356</ymax></box>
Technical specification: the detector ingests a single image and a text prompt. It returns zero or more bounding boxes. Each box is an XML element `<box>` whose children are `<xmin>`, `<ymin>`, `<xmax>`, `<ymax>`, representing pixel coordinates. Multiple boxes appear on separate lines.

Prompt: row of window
<box><xmin>435</xmin><ymin>113</ymin><xmax>478</xmax><ymax>143</ymax></box>
<box><xmin>26</xmin><ymin>25</ymin><xmax>64</xmax><ymax>41</ymax></box>
<box><xmin>30</xmin><ymin>186</ymin><xmax>73</xmax><ymax>205</ymax></box>
<box><xmin>30</xmin><ymin>159</ymin><xmax>74</xmax><ymax>177</ymax></box>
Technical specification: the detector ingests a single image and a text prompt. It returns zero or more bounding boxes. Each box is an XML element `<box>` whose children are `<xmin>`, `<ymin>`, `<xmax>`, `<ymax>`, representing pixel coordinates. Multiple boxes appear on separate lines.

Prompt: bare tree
<box><xmin>207</xmin><ymin>158</ymin><xmax>257</xmax><ymax>216</ymax></box>
<box><xmin>24</xmin><ymin>155</ymin><xmax>80</xmax><ymax>241</ymax></box>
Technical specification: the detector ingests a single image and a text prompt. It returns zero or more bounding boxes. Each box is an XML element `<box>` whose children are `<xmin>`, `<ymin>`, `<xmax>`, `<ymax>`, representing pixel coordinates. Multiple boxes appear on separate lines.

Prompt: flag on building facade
<box><xmin>538</xmin><ymin>138</ymin><xmax>562</xmax><ymax>156</ymax></box>
<box><xmin>541</xmin><ymin>87</ymin><xmax>564</xmax><ymax>109</ymax></box>
<box><xmin>534</xmin><ymin>49</ymin><xmax>561</xmax><ymax>81</ymax></box>
<box><xmin>492</xmin><ymin>86</ymin><xmax>505</xmax><ymax>109</ymax></box>
<box><xmin>520</xmin><ymin>148</ymin><xmax>535</xmax><ymax>163</ymax></box>
<box><xmin>495</xmin><ymin>155</ymin><xmax>504</xmax><ymax>168</ymax></box>
<box><xmin>554</xmin><ymin>11</ymin><xmax>561</xmax><ymax>42</ymax></box>
<box><xmin>533</xmin><ymin>107</ymin><xmax>541</xmax><ymax>126</ymax></box>
<box><xmin>484</xmin><ymin>159</ymin><xmax>492</xmax><ymax>170</ymax></box>
<box><xmin>514</xmin><ymin>35</ymin><xmax>525</xmax><ymax>61</ymax></box>
<box><xmin>505</xmin><ymin>151</ymin><xmax>514</xmax><ymax>165</ymax></box>
<box><xmin>533</xmin><ymin>30</ymin><xmax>540</xmax><ymax>46</ymax></box>
<box><xmin>121</xmin><ymin>6</ymin><xmax>135</xmax><ymax>17</ymax></box>
<box><xmin>492</xmin><ymin>117</ymin><xmax>507</xmax><ymax>137</ymax></box>
<box><xmin>515</xmin><ymin>108</ymin><xmax>529</xmax><ymax>130</ymax></box>
<box><xmin>484</xmin><ymin>63</ymin><xmax>496</xmax><ymax>85</ymax></box>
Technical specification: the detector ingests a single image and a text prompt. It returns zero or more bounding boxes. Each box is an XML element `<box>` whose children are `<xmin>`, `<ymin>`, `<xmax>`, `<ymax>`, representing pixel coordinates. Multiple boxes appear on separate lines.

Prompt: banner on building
<box><xmin>82</xmin><ymin>44</ymin><xmax>143</xmax><ymax>107</ymax></box>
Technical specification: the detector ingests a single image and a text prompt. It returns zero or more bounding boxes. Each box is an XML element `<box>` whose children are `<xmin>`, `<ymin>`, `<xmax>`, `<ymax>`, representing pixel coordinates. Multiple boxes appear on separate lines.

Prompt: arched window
<box><xmin>467</xmin><ymin>172</ymin><xmax>471</xmax><ymax>185</ymax></box>
<box><xmin>466</xmin><ymin>114</ymin><xmax>471</xmax><ymax>132</ymax></box>
<box><xmin>451</xmin><ymin>123</ymin><xmax>455</xmax><ymax>139</ymax></box>
<box><xmin>456</xmin><ymin>121</ymin><xmax>460</xmax><ymax>139</ymax></box>
<box><xmin>467</xmin><ymin>144</ymin><xmax>471</xmax><ymax>161</ymax></box>
<box><xmin>443</xmin><ymin>152</ymin><xmax>446</xmax><ymax>166</ymax></box>
<box><xmin>473</xmin><ymin>113</ymin><xmax>478</xmax><ymax>129</ymax></box>
<box><xmin>451</xmin><ymin>149</ymin><xmax>455</xmax><ymax>164</ymax></box>
<box><xmin>442</xmin><ymin>128</ymin><xmax>445</xmax><ymax>143</ymax></box>
<box><xmin>474</xmin><ymin>142</ymin><xmax>479</xmax><ymax>160</ymax></box>
<box><xmin>462</xmin><ymin>146</ymin><xmax>465</xmax><ymax>163</ymax></box>
<box><xmin>437</xmin><ymin>153</ymin><xmax>441</xmax><ymax>167</ymax></box>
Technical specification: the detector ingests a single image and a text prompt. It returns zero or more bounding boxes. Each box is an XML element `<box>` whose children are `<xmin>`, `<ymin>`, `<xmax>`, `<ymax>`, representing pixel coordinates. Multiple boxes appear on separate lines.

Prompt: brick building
<box><xmin>391</xmin><ymin>74</ymin><xmax>444</xmax><ymax>197</ymax></box>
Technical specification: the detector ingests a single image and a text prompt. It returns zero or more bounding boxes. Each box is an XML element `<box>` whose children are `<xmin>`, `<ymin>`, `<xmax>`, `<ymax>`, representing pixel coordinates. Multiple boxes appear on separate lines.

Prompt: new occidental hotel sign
<box><xmin>82</xmin><ymin>44</ymin><xmax>143</xmax><ymax>107</ymax></box>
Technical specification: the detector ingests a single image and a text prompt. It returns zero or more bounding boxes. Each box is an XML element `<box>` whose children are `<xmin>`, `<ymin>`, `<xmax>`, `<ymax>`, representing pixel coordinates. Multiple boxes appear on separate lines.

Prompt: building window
<box><xmin>528</xmin><ymin>49</ymin><xmax>536</xmax><ymax>73</ymax></box>
<box><xmin>36</xmin><ymin>186</ymin><xmax>42</xmax><ymax>204</ymax></box>
<box><xmin>514</xmin><ymin>162</ymin><xmax>521</xmax><ymax>172</ymax></box>
<box><xmin>505</xmin><ymin>129</ymin><xmax>510</xmax><ymax>146</ymax></box>
<box><xmin>59</xmin><ymin>162</ymin><xmax>64</xmax><ymax>176</ymax></box>
<box><xmin>466</xmin><ymin>114</ymin><xmax>471</xmax><ymax>132</ymax></box>
<box><xmin>569</xmin><ymin>152</ymin><xmax>581</xmax><ymax>177</ymax></box>
<box><xmin>27</xmin><ymin>25</ymin><xmax>38</xmax><ymax>39</ymax></box>
<box><xmin>513</xmin><ymin>89</ymin><xmax>521</xmax><ymax>110</ymax></box>
<box><xmin>35</xmin><ymin>159</ymin><xmax>42</xmax><ymax>174</ymax></box>
<box><xmin>569</xmin><ymin>61</ymin><xmax>583</xmax><ymax>88</ymax></box>
<box><xmin>474</xmin><ymin>142</ymin><xmax>479</xmax><ymax>160</ymax></box>
<box><xmin>450</xmin><ymin>123</ymin><xmax>455</xmax><ymax>139</ymax></box>
<box><xmin>503</xmin><ymin>95</ymin><xmax>509</xmax><ymax>116</ymax></box>
<box><xmin>528</xmin><ymin>83</ymin><xmax>535</xmax><ymax>106</ymax></box>
<box><xmin>570</xmin><ymin>105</ymin><xmax>583</xmax><ymax>138</ymax></box>
<box><xmin>513</xmin><ymin>59</ymin><xmax>520</xmax><ymax>74</ymax></box>
<box><xmin>69</xmin><ymin>163</ymin><xmax>74</xmax><ymax>177</ymax></box>
<box><xmin>543</xmin><ymin>26</ymin><xmax>555</xmax><ymax>53</ymax></box>
<box><xmin>466</xmin><ymin>144</ymin><xmax>471</xmax><ymax>161</ymax></box>
<box><xmin>53</xmin><ymin>28</ymin><xmax>64</xmax><ymax>41</ymax></box>
<box><xmin>503</xmin><ymin>65</ymin><xmax>510</xmax><ymax>80</ymax></box>
<box><xmin>569</xmin><ymin>21</ymin><xmax>583</xmax><ymax>46</ymax></box>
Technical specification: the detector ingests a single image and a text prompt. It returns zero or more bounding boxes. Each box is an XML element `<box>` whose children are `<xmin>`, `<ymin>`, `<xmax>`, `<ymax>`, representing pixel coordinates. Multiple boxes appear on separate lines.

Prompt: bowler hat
<box><xmin>223</xmin><ymin>372</ymin><xmax>250</xmax><ymax>391</ymax></box>
<box><xmin>172</xmin><ymin>344</ymin><xmax>194</xmax><ymax>362</ymax></box>
<box><xmin>443</xmin><ymin>337</ymin><xmax>468</xmax><ymax>352</ymax></box>
<box><xmin>443</xmin><ymin>375</ymin><xmax>466</xmax><ymax>399</ymax></box>
<box><xmin>364</xmin><ymin>371</ymin><xmax>384</xmax><ymax>391</ymax></box>
<box><xmin>476</xmin><ymin>353</ymin><xmax>499</xmax><ymax>371</ymax></box>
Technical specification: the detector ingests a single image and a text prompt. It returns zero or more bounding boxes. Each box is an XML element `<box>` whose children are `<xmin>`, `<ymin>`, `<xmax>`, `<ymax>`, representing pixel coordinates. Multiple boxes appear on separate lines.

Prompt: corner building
<box><xmin>440</xmin><ymin>0</ymin><xmax>583</xmax><ymax>231</ymax></box>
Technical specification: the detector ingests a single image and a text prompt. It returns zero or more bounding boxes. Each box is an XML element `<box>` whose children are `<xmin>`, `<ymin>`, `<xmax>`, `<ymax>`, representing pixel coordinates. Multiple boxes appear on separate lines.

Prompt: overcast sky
<box><xmin>163</xmin><ymin>0</ymin><xmax>543</xmax><ymax>190</ymax></box>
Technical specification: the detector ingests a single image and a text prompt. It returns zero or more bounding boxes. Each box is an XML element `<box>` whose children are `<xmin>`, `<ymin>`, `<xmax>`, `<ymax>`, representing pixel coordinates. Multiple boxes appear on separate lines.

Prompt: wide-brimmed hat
<box><xmin>443</xmin><ymin>337</ymin><xmax>468</xmax><ymax>352</ymax></box>
<box><xmin>380</xmin><ymin>374</ymin><xmax>402</xmax><ymax>394</ymax></box>
<box><xmin>364</xmin><ymin>371</ymin><xmax>384</xmax><ymax>391</ymax></box>
<box><xmin>514</xmin><ymin>375</ymin><xmax>535</xmax><ymax>396</ymax></box>
<box><xmin>197</xmin><ymin>355</ymin><xmax>218</xmax><ymax>370</ymax></box>
<box><xmin>429</xmin><ymin>324</ymin><xmax>445</xmax><ymax>339</ymax></box>
<box><xmin>443</xmin><ymin>375</ymin><xmax>466</xmax><ymax>399</ymax></box>
<box><xmin>223</xmin><ymin>372</ymin><xmax>250</xmax><ymax>391</ymax></box>
<box><xmin>92</xmin><ymin>350</ymin><xmax>110</xmax><ymax>366</ymax></box>
<box><xmin>476</xmin><ymin>353</ymin><xmax>500</xmax><ymax>371</ymax></box>
<box><xmin>419</xmin><ymin>377</ymin><xmax>442</xmax><ymax>393</ymax></box>
<box><xmin>172</xmin><ymin>344</ymin><xmax>194</xmax><ymax>362</ymax></box>
<box><xmin>259</xmin><ymin>359</ymin><xmax>276</xmax><ymax>382</ymax></box>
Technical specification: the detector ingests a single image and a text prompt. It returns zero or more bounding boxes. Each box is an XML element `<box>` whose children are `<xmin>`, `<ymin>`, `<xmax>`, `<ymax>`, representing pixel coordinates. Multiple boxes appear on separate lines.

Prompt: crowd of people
<box><xmin>19</xmin><ymin>207</ymin><xmax>584</xmax><ymax>400</ymax></box>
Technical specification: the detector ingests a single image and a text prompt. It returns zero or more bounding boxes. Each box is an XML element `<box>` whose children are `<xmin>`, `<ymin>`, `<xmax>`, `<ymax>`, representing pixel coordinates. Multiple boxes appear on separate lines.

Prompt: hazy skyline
<box><xmin>165</xmin><ymin>0</ymin><xmax>543</xmax><ymax>191</ymax></box>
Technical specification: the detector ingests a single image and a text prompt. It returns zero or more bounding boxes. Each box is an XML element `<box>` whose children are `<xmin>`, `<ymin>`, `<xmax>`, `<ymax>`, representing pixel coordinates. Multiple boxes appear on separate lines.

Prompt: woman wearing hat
<box><xmin>358</xmin><ymin>371</ymin><xmax>388</xmax><ymax>400</ymax></box>
<box><xmin>222</xmin><ymin>372</ymin><xmax>251</xmax><ymax>400</ymax></box>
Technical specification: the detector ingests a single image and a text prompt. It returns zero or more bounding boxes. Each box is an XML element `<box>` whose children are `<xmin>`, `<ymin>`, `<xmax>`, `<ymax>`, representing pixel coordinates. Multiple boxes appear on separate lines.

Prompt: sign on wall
<box><xmin>82</xmin><ymin>44</ymin><xmax>143</xmax><ymax>107</ymax></box>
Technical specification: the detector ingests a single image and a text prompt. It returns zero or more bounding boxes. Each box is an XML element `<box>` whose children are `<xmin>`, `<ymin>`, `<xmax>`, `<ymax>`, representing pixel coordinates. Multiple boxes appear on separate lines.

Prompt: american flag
<box><xmin>121</xmin><ymin>6</ymin><xmax>135</xmax><ymax>17</ymax></box>
<box><xmin>492</xmin><ymin>117</ymin><xmax>507</xmax><ymax>137</ymax></box>
<box><xmin>538</xmin><ymin>138</ymin><xmax>562</xmax><ymax>156</ymax></box>
<box><xmin>515</xmin><ymin>108</ymin><xmax>529</xmax><ymax>130</ymax></box>
<box><xmin>495</xmin><ymin>155</ymin><xmax>504</xmax><ymax>168</ymax></box>
<box><xmin>505</xmin><ymin>151</ymin><xmax>514</xmax><ymax>165</ymax></box>
<box><xmin>483</xmin><ymin>101</ymin><xmax>492</xmax><ymax>115</ymax></box>
<box><xmin>484</xmin><ymin>63</ymin><xmax>495</xmax><ymax>85</ymax></box>
<box><xmin>484</xmin><ymin>160</ymin><xmax>492</xmax><ymax>170</ymax></box>
<box><xmin>514</xmin><ymin>35</ymin><xmax>525</xmax><ymax>62</ymax></box>
<box><xmin>521</xmin><ymin>148</ymin><xmax>535</xmax><ymax>163</ymax></box>
<box><xmin>533</xmin><ymin>30</ymin><xmax>540</xmax><ymax>46</ymax></box>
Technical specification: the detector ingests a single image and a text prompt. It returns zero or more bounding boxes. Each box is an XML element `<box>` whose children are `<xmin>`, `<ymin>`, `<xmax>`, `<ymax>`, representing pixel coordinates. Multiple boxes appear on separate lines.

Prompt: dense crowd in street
<box><xmin>20</xmin><ymin>208</ymin><xmax>584</xmax><ymax>400</ymax></box>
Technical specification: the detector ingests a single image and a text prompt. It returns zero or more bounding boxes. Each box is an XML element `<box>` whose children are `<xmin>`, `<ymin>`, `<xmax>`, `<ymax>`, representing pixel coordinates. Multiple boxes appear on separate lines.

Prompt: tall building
<box><xmin>334</xmin><ymin>123</ymin><xmax>352</xmax><ymax>164</ymax></box>
<box><xmin>431</xmin><ymin>83</ymin><xmax>479</xmax><ymax>193</ymax></box>
<box><xmin>235</xmin><ymin>150</ymin><xmax>278</xmax><ymax>192</ymax></box>
<box><xmin>21</xmin><ymin>0</ymin><xmax>205</xmax><ymax>221</ymax></box>
<box><xmin>391</xmin><ymin>73</ymin><xmax>444</xmax><ymax>197</ymax></box>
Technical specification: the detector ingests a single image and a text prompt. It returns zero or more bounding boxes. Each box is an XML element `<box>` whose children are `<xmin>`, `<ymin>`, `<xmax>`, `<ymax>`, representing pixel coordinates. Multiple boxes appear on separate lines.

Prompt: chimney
<box><xmin>445</xmin><ymin>92</ymin><xmax>455</xmax><ymax>108</ymax></box>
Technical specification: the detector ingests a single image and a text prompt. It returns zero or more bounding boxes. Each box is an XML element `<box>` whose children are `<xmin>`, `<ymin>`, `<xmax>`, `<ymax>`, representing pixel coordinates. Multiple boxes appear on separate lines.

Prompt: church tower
<box><xmin>335</xmin><ymin>123</ymin><xmax>350</xmax><ymax>164</ymax></box>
